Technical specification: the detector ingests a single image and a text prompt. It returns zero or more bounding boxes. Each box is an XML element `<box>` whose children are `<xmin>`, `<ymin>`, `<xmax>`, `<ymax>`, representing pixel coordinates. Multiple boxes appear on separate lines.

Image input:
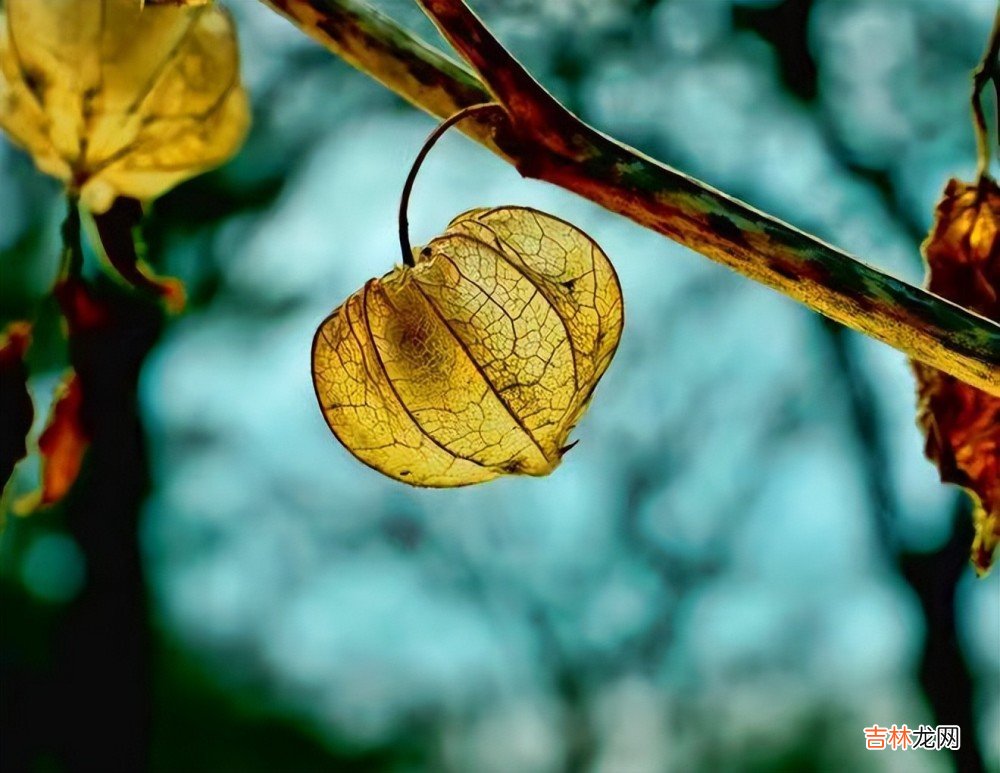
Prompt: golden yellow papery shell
<box><xmin>0</xmin><ymin>0</ymin><xmax>249</xmax><ymax>213</ymax></box>
<box><xmin>312</xmin><ymin>207</ymin><xmax>624</xmax><ymax>487</ymax></box>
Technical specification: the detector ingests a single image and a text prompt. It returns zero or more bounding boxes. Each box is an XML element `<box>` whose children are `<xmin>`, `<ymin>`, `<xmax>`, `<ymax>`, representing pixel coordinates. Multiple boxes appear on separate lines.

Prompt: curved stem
<box><xmin>399</xmin><ymin>102</ymin><xmax>500</xmax><ymax>266</ymax></box>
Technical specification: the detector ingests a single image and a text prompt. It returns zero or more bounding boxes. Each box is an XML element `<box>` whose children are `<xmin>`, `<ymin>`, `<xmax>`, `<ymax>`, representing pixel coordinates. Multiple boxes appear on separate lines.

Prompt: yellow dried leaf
<box><xmin>0</xmin><ymin>0</ymin><xmax>249</xmax><ymax>213</ymax></box>
<box><xmin>912</xmin><ymin>178</ymin><xmax>1000</xmax><ymax>575</ymax></box>
<box><xmin>312</xmin><ymin>207</ymin><xmax>624</xmax><ymax>487</ymax></box>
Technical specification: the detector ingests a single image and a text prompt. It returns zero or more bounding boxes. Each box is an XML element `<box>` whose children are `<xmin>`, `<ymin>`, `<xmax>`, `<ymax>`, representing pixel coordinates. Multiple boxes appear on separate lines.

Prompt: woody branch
<box><xmin>260</xmin><ymin>0</ymin><xmax>1000</xmax><ymax>397</ymax></box>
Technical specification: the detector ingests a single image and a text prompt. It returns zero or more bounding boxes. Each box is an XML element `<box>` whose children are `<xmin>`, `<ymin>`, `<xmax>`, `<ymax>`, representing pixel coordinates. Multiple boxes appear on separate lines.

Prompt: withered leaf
<box><xmin>0</xmin><ymin>0</ymin><xmax>249</xmax><ymax>213</ymax></box>
<box><xmin>93</xmin><ymin>196</ymin><xmax>187</xmax><ymax>311</ymax></box>
<box><xmin>912</xmin><ymin>178</ymin><xmax>1000</xmax><ymax>575</ymax></box>
<box><xmin>0</xmin><ymin>321</ymin><xmax>34</xmax><ymax>492</ymax></box>
<box><xmin>312</xmin><ymin>207</ymin><xmax>624</xmax><ymax>487</ymax></box>
<box><xmin>17</xmin><ymin>370</ymin><xmax>89</xmax><ymax>512</ymax></box>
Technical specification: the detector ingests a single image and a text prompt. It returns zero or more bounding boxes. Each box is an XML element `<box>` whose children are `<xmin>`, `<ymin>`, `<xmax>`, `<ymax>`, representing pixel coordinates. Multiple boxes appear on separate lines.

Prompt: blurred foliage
<box><xmin>0</xmin><ymin>0</ymin><xmax>249</xmax><ymax>213</ymax></box>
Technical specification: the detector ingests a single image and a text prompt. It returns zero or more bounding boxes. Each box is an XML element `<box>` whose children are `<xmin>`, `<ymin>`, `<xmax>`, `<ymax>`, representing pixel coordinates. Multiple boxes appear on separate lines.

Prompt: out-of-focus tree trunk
<box><xmin>54</xmin><ymin>274</ymin><xmax>162</xmax><ymax>771</ymax></box>
<box><xmin>822</xmin><ymin>321</ymin><xmax>986</xmax><ymax>773</ymax></box>
<box><xmin>901</xmin><ymin>509</ymin><xmax>986</xmax><ymax>773</ymax></box>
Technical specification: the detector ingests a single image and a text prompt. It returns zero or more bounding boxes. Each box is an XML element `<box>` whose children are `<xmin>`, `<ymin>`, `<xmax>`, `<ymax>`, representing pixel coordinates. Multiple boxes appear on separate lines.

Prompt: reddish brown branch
<box><xmin>260</xmin><ymin>0</ymin><xmax>1000</xmax><ymax>396</ymax></box>
<box><xmin>416</xmin><ymin>0</ymin><xmax>585</xmax><ymax>158</ymax></box>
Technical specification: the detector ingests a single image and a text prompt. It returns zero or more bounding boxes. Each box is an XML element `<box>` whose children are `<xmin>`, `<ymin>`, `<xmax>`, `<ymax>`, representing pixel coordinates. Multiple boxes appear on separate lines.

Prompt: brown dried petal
<box><xmin>17</xmin><ymin>371</ymin><xmax>89</xmax><ymax>512</ymax></box>
<box><xmin>913</xmin><ymin>178</ymin><xmax>1000</xmax><ymax>574</ymax></box>
<box><xmin>0</xmin><ymin>321</ymin><xmax>34</xmax><ymax>492</ymax></box>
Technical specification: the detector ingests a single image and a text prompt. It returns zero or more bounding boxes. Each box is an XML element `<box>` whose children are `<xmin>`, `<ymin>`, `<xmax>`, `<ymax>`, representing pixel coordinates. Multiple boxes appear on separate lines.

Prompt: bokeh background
<box><xmin>2</xmin><ymin>0</ymin><xmax>999</xmax><ymax>771</ymax></box>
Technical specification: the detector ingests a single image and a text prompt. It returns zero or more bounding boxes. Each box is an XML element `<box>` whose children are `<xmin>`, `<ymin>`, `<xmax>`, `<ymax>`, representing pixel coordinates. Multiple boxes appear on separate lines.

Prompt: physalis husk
<box><xmin>312</xmin><ymin>207</ymin><xmax>624</xmax><ymax>487</ymax></box>
<box><xmin>0</xmin><ymin>0</ymin><xmax>249</xmax><ymax>212</ymax></box>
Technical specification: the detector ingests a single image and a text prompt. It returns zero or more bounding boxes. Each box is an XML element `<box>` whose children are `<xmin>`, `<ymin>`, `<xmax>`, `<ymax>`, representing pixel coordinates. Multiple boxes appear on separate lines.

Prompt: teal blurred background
<box><xmin>2</xmin><ymin>1</ymin><xmax>998</xmax><ymax>771</ymax></box>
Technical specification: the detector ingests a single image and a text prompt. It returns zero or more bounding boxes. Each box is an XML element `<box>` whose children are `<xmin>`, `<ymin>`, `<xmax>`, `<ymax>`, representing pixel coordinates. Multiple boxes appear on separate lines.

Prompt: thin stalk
<box><xmin>59</xmin><ymin>194</ymin><xmax>84</xmax><ymax>282</ymax></box>
<box><xmin>972</xmin><ymin>7</ymin><xmax>1000</xmax><ymax>184</ymax></box>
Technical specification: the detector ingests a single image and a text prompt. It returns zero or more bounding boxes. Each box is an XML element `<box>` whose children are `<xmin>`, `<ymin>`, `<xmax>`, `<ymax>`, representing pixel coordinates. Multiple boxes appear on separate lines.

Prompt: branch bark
<box><xmin>260</xmin><ymin>0</ymin><xmax>1000</xmax><ymax>397</ymax></box>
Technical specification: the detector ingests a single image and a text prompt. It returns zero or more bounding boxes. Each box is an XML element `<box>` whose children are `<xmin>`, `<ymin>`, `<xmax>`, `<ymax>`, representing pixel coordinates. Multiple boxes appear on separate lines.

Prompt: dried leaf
<box><xmin>93</xmin><ymin>196</ymin><xmax>187</xmax><ymax>311</ymax></box>
<box><xmin>16</xmin><ymin>371</ymin><xmax>89</xmax><ymax>512</ymax></box>
<box><xmin>912</xmin><ymin>178</ymin><xmax>1000</xmax><ymax>575</ymax></box>
<box><xmin>0</xmin><ymin>321</ymin><xmax>34</xmax><ymax>492</ymax></box>
<box><xmin>0</xmin><ymin>0</ymin><xmax>249</xmax><ymax>213</ymax></box>
<box><xmin>312</xmin><ymin>207</ymin><xmax>624</xmax><ymax>487</ymax></box>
